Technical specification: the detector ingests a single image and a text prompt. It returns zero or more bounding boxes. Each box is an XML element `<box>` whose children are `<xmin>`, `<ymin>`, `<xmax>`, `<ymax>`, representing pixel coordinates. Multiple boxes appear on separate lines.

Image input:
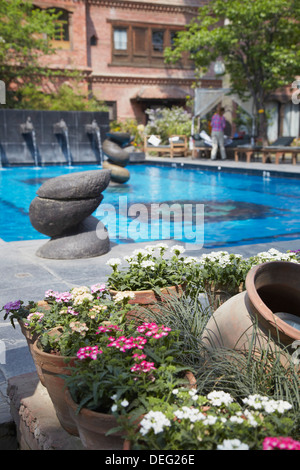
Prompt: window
<box><xmin>48</xmin><ymin>8</ymin><xmax>70</xmax><ymax>49</ymax></box>
<box><xmin>113</xmin><ymin>29</ymin><xmax>127</xmax><ymax>51</ymax></box>
<box><xmin>110</xmin><ymin>22</ymin><xmax>191</xmax><ymax>68</ymax></box>
<box><xmin>90</xmin><ymin>35</ymin><xmax>98</xmax><ymax>46</ymax></box>
<box><xmin>53</xmin><ymin>9</ymin><xmax>69</xmax><ymax>41</ymax></box>
<box><xmin>152</xmin><ymin>30</ymin><xmax>164</xmax><ymax>53</ymax></box>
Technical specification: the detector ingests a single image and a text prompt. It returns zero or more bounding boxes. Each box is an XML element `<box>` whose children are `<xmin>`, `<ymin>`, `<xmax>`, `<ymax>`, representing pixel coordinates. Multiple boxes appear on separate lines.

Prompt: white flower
<box><xmin>106</xmin><ymin>258</ymin><xmax>121</xmax><ymax>267</ymax></box>
<box><xmin>111</xmin><ymin>404</ymin><xmax>118</xmax><ymax>412</ymax></box>
<box><xmin>242</xmin><ymin>395</ymin><xmax>292</xmax><ymax>414</ymax></box>
<box><xmin>139</xmin><ymin>411</ymin><xmax>171</xmax><ymax>436</ymax></box>
<box><xmin>202</xmin><ymin>415</ymin><xmax>218</xmax><ymax>426</ymax></box>
<box><xmin>141</xmin><ymin>260</ymin><xmax>156</xmax><ymax>270</ymax></box>
<box><xmin>120</xmin><ymin>399</ymin><xmax>129</xmax><ymax>407</ymax></box>
<box><xmin>111</xmin><ymin>394</ymin><xmax>117</xmax><ymax>401</ymax></box>
<box><xmin>113</xmin><ymin>291</ymin><xmax>135</xmax><ymax>302</ymax></box>
<box><xmin>207</xmin><ymin>390</ymin><xmax>233</xmax><ymax>407</ymax></box>
<box><xmin>71</xmin><ymin>286</ymin><xmax>91</xmax><ymax>298</ymax></box>
<box><xmin>73</xmin><ymin>293</ymin><xmax>94</xmax><ymax>305</ymax></box>
<box><xmin>170</xmin><ymin>245</ymin><xmax>185</xmax><ymax>255</ymax></box>
<box><xmin>229</xmin><ymin>416</ymin><xmax>244</xmax><ymax>424</ymax></box>
<box><xmin>243</xmin><ymin>409</ymin><xmax>259</xmax><ymax>427</ymax></box>
<box><xmin>132</xmin><ymin>249</ymin><xmax>149</xmax><ymax>257</ymax></box>
<box><xmin>217</xmin><ymin>439</ymin><xmax>249</xmax><ymax>450</ymax></box>
<box><xmin>154</xmin><ymin>243</ymin><xmax>168</xmax><ymax>250</ymax></box>
<box><xmin>174</xmin><ymin>407</ymin><xmax>206</xmax><ymax>423</ymax></box>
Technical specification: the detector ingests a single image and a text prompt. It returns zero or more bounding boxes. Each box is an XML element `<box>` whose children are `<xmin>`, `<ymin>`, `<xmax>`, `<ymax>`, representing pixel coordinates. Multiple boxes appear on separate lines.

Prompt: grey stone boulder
<box><xmin>29</xmin><ymin>195</ymin><xmax>103</xmax><ymax>237</ymax></box>
<box><xmin>103</xmin><ymin>140</ymin><xmax>130</xmax><ymax>167</ymax></box>
<box><xmin>36</xmin><ymin>216</ymin><xmax>110</xmax><ymax>259</ymax></box>
<box><xmin>37</xmin><ymin>170</ymin><xmax>111</xmax><ymax>200</ymax></box>
<box><xmin>102</xmin><ymin>161</ymin><xmax>130</xmax><ymax>184</ymax></box>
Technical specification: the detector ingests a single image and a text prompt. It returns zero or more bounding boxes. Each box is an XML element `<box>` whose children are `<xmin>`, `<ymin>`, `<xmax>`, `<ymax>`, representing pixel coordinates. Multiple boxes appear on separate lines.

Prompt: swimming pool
<box><xmin>0</xmin><ymin>164</ymin><xmax>300</xmax><ymax>247</ymax></box>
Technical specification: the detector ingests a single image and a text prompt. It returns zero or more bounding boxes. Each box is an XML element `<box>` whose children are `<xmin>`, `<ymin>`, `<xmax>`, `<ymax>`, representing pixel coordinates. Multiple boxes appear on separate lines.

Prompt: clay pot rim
<box><xmin>32</xmin><ymin>337</ymin><xmax>77</xmax><ymax>361</ymax></box>
<box><xmin>245</xmin><ymin>261</ymin><xmax>300</xmax><ymax>341</ymax></box>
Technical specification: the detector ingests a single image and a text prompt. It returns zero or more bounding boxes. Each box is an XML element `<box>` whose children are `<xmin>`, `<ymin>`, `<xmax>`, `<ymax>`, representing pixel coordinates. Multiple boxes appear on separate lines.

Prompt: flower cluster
<box><xmin>263</xmin><ymin>437</ymin><xmax>300</xmax><ymax>451</ymax></box>
<box><xmin>24</xmin><ymin>312</ymin><xmax>44</xmax><ymax>326</ymax></box>
<box><xmin>77</xmin><ymin>345</ymin><xmax>103</xmax><ymax>360</ymax></box>
<box><xmin>129</xmin><ymin>388</ymin><xmax>296</xmax><ymax>450</ymax></box>
<box><xmin>107</xmin><ymin>335</ymin><xmax>147</xmax><ymax>352</ymax></box>
<box><xmin>106</xmin><ymin>243</ymin><xmax>187</xmax><ymax>292</ymax></box>
<box><xmin>242</xmin><ymin>394</ymin><xmax>293</xmax><ymax>414</ymax></box>
<box><xmin>140</xmin><ymin>411</ymin><xmax>171</xmax><ymax>436</ymax></box>
<box><xmin>2</xmin><ymin>300</ymin><xmax>22</xmax><ymax>313</ymax></box>
<box><xmin>131</xmin><ymin>360</ymin><xmax>156</xmax><ymax>374</ymax></box>
<box><xmin>137</xmin><ymin>322</ymin><xmax>171</xmax><ymax>339</ymax></box>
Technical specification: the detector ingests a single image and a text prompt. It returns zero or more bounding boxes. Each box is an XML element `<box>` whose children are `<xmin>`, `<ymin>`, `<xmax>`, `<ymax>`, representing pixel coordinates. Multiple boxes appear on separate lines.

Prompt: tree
<box><xmin>165</xmin><ymin>0</ymin><xmax>300</xmax><ymax>142</ymax></box>
<box><xmin>0</xmin><ymin>0</ymin><xmax>68</xmax><ymax>107</ymax></box>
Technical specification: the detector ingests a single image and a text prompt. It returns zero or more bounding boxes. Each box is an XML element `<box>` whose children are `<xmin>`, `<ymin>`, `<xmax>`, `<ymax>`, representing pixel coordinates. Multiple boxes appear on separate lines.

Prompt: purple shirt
<box><xmin>211</xmin><ymin>113</ymin><xmax>226</xmax><ymax>132</ymax></box>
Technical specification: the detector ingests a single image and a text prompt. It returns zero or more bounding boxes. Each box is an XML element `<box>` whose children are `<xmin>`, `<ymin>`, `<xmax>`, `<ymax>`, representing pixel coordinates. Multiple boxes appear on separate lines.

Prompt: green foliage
<box><xmin>0</xmin><ymin>0</ymin><xmax>63</xmax><ymax>106</ymax></box>
<box><xmin>165</xmin><ymin>0</ymin><xmax>300</xmax><ymax>140</ymax></box>
<box><xmin>17</xmin><ymin>83</ymin><xmax>108</xmax><ymax>112</ymax></box>
<box><xmin>144</xmin><ymin>107</ymin><xmax>192</xmax><ymax>144</ymax></box>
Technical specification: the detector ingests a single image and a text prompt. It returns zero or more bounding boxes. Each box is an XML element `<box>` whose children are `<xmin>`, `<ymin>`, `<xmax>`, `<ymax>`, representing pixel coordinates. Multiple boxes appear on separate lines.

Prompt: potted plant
<box><xmin>63</xmin><ymin>320</ymin><xmax>194</xmax><ymax>449</ymax></box>
<box><xmin>123</xmin><ymin>388</ymin><xmax>298</xmax><ymax>450</ymax></box>
<box><xmin>27</xmin><ymin>283</ymin><xmax>134</xmax><ymax>435</ymax></box>
<box><xmin>106</xmin><ymin>244</ymin><xmax>188</xmax><ymax>315</ymax></box>
<box><xmin>185</xmin><ymin>251</ymin><xmax>250</xmax><ymax>309</ymax></box>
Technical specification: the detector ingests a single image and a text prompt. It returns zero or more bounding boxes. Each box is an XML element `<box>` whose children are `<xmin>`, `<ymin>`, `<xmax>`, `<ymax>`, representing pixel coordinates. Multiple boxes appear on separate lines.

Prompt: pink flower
<box><xmin>76</xmin><ymin>345</ymin><xmax>103</xmax><ymax>360</ymax></box>
<box><xmin>107</xmin><ymin>335</ymin><xmax>147</xmax><ymax>352</ymax></box>
<box><xmin>91</xmin><ymin>283</ymin><xmax>106</xmax><ymax>294</ymax></box>
<box><xmin>96</xmin><ymin>324</ymin><xmax>123</xmax><ymax>334</ymax></box>
<box><xmin>130</xmin><ymin>360</ymin><xmax>156</xmax><ymax>373</ymax></box>
<box><xmin>132</xmin><ymin>353</ymin><xmax>147</xmax><ymax>361</ymax></box>
<box><xmin>263</xmin><ymin>437</ymin><xmax>300</xmax><ymax>451</ymax></box>
<box><xmin>136</xmin><ymin>322</ymin><xmax>171</xmax><ymax>339</ymax></box>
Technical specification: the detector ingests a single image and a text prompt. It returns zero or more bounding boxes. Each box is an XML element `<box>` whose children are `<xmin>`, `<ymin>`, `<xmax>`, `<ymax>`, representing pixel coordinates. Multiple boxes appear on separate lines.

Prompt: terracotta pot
<box><xmin>110</xmin><ymin>285</ymin><xmax>183</xmax><ymax>320</ymax></box>
<box><xmin>18</xmin><ymin>320</ymin><xmax>46</xmax><ymax>386</ymax></box>
<box><xmin>202</xmin><ymin>262</ymin><xmax>300</xmax><ymax>356</ymax></box>
<box><xmin>32</xmin><ymin>340</ymin><xmax>78</xmax><ymax>435</ymax></box>
<box><xmin>65</xmin><ymin>389</ymin><xmax>124</xmax><ymax>450</ymax></box>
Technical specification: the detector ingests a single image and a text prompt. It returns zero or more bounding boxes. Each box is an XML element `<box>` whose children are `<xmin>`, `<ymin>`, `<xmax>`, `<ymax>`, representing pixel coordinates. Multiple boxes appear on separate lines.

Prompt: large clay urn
<box><xmin>202</xmin><ymin>261</ymin><xmax>300</xmax><ymax>357</ymax></box>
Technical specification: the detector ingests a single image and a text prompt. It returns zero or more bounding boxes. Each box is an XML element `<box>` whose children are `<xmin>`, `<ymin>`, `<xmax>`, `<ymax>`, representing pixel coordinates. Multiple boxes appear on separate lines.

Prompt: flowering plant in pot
<box><xmin>184</xmin><ymin>251</ymin><xmax>250</xmax><ymax>308</ymax></box>
<box><xmin>106</xmin><ymin>244</ymin><xmax>189</xmax><ymax>311</ymax></box>
<box><xmin>63</xmin><ymin>320</ymin><xmax>194</xmax><ymax>449</ymax></box>
<box><xmin>124</xmin><ymin>388</ymin><xmax>298</xmax><ymax>450</ymax></box>
<box><xmin>28</xmin><ymin>283</ymin><xmax>135</xmax><ymax>435</ymax></box>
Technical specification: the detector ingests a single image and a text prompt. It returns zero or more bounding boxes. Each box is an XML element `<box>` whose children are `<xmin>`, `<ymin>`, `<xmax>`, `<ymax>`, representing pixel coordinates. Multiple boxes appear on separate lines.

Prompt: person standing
<box><xmin>210</xmin><ymin>106</ymin><xmax>227</xmax><ymax>160</ymax></box>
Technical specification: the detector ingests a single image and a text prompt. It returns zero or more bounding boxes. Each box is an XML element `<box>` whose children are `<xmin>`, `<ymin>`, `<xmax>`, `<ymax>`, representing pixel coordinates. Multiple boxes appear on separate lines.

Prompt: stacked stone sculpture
<box><xmin>29</xmin><ymin>170</ymin><xmax>111</xmax><ymax>259</ymax></box>
<box><xmin>102</xmin><ymin>132</ymin><xmax>131</xmax><ymax>183</ymax></box>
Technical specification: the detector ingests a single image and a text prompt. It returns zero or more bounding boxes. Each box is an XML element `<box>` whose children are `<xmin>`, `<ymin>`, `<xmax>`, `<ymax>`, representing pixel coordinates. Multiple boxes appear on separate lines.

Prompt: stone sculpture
<box><xmin>29</xmin><ymin>170</ymin><xmax>111</xmax><ymax>259</ymax></box>
<box><xmin>102</xmin><ymin>132</ymin><xmax>131</xmax><ymax>183</ymax></box>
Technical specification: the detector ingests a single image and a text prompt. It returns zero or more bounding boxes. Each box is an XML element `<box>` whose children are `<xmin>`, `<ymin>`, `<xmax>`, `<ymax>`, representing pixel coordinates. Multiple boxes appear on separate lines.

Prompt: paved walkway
<box><xmin>0</xmin><ymin>155</ymin><xmax>299</xmax><ymax>429</ymax></box>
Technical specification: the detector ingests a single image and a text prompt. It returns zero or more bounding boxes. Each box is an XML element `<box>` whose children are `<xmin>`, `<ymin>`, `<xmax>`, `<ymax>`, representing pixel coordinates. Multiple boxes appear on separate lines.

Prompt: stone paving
<box><xmin>0</xmin><ymin>155</ymin><xmax>299</xmax><ymax>448</ymax></box>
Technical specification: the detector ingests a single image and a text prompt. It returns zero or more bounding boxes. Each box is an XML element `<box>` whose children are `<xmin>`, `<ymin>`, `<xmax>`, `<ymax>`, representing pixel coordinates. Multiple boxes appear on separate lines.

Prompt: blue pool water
<box><xmin>0</xmin><ymin>164</ymin><xmax>299</xmax><ymax>247</ymax></box>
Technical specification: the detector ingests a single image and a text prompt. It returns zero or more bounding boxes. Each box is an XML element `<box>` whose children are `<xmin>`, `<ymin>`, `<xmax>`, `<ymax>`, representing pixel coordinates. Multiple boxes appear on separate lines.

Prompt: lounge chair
<box><xmin>144</xmin><ymin>135</ymin><xmax>188</xmax><ymax>158</ymax></box>
<box><xmin>261</xmin><ymin>136</ymin><xmax>298</xmax><ymax>164</ymax></box>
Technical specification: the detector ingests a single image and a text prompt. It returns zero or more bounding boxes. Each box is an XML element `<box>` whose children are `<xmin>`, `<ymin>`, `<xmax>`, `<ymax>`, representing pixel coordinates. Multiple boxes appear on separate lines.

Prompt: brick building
<box><xmin>35</xmin><ymin>0</ymin><xmax>221</xmax><ymax>123</ymax></box>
